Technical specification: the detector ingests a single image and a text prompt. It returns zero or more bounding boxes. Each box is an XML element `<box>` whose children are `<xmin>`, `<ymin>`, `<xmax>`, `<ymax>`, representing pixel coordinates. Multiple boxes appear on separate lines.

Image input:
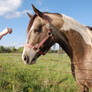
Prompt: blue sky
<box><xmin>0</xmin><ymin>0</ymin><xmax>92</xmax><ymax>48</ymax></box>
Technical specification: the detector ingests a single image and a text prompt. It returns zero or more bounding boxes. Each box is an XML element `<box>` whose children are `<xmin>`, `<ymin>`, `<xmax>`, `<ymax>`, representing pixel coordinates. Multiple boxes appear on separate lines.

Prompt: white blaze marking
<box><xmin>61</xmin><ymin>14</ymin><xmax>92</xmax><ymax>46</ymax></box>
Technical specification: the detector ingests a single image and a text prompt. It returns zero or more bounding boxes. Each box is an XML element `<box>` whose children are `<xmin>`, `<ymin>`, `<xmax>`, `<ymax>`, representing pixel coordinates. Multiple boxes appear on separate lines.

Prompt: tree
<box><xmin>17</xmin><ymin>47</ymin><xmax>24</xmax><ymax>53</ymax></box>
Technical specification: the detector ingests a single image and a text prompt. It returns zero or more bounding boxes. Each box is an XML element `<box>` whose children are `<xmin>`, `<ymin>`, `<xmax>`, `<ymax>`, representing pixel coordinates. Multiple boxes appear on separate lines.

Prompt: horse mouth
<box><xmin>30</xmin><ymin>58</ymin><xmax>36</xmax><ymax>64</ymax></box>
<box><xmin>30</xmin><ymin>53</ymin><xmax>40</xmax><ymax>65</ymax></box>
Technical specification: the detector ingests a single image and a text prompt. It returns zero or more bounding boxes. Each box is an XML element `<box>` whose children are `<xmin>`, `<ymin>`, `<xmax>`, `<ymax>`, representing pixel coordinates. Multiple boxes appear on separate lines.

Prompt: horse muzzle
<box><xmin>22</xmin><ymin>47</ymin><xmax>37</xmax><ymax>65</ymax></box>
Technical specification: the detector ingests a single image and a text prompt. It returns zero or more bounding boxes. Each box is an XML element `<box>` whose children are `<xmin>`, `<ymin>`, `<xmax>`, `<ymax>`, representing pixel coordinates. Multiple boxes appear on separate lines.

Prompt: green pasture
<box><xmin>0</xmin><ymin>53</ymin><xmax>80</xmax><ymax>92</ymax></box>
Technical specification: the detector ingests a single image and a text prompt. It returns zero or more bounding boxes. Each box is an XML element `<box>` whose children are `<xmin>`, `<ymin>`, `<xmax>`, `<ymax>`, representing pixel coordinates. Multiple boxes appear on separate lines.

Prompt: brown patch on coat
<box><xmin>63</xmin><ymin>29</ymin><xmax>92</xmax><ymax>88</ymax></box>
<box><xmin>44</xmin><ymin>13</ymin><xmax>64</xmax><ymax>30</ymax></box>
<box><xmin>63</xmin><ymin>29</ymin><xmax>91</xmax><ymax>59</ymax></box>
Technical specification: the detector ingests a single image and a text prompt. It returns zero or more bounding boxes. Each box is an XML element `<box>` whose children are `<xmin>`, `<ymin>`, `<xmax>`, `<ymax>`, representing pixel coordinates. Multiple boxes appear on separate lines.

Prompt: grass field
<box><xmin>0</xmin><ymin>53</ymin><xmax>80</xmax><ymax>92</ymax></box>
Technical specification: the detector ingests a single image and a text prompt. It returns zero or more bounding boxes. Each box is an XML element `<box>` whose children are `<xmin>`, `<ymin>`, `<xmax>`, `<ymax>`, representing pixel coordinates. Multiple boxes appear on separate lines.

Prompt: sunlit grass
<box><xmin>0</xmin><ymin>53</ymin><xmax>80</xmax><ymax>92</ymax></box>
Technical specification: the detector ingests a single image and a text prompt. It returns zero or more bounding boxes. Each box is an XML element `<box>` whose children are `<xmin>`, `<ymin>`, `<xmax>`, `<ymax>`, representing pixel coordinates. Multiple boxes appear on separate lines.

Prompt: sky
<box><xmin>0</xmin><ymin>0</ymin><xmax>92</xmax><ymax>48</ymax></box>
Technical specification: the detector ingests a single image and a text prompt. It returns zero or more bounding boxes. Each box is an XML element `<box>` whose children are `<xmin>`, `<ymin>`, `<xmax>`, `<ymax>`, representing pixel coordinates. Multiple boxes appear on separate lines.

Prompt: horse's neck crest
<box><xmin>60</xmin><ymin>14</ymin><xmax>92</xmax><ymax>46</ymax></box>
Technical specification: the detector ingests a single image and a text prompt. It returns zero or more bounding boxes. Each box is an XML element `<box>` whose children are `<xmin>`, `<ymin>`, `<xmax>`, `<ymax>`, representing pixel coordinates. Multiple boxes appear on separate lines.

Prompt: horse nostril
<box><xmin>24</xmin><ymin>56</ymin><xmax>29</xmax><ymax>63</ymax></box>
<box><xmin>24</xmin><ymin>56</ymin><xmax>26</xmax><ymax>61</ymax></box>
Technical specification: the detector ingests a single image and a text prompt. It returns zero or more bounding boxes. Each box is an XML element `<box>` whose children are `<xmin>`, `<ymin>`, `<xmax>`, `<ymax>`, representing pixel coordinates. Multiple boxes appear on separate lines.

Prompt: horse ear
<box><xmin>27</xmin><ymin>12</ymin><xmax>33</xmax><ymax>19</ymax></box>
<box><xmin>32</xmin><ymin>4</ymin><xmax>43</xmax><ymax>17</ymax></box>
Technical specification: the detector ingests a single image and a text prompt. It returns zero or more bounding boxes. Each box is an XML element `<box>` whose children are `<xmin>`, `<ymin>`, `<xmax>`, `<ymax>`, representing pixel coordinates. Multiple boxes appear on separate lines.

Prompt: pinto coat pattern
<box><xmin>22</xmin><ymin>5</ymin><xmax>92</xmax><ymax>92</ymax></box>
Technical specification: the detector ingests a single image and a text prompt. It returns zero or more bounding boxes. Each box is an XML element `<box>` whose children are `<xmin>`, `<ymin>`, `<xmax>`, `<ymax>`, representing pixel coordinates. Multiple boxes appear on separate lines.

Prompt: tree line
<box><xmin>0</xmin><ymin>46</ymin><xmax>64</xmax><ymax>54</ymax></box>
<box><xmin>0</xmin><ymin>46</ymin><xmax>23</xmax><ymax>53</ymax></box>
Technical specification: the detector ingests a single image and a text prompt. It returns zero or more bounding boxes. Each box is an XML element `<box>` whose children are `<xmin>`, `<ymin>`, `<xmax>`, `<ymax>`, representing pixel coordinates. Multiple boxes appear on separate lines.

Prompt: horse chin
<box><xmin>24</xmin><ymin>58</ymin><xmax>37</xmax><ymax>65</ymax></box>
<box><xmin>30</xmin><ymin>60</ymin><xmax>36</xmax><ymax>64</ymax></box>
<box><xmin>29</xmin><ymin>53</ymin><xmax>40</xmax><ymax>65</ymax></box>
<box><xmin>30</xmin><ymin>58</ymin><xmax>37</xmax><ymax>65</ymax></box>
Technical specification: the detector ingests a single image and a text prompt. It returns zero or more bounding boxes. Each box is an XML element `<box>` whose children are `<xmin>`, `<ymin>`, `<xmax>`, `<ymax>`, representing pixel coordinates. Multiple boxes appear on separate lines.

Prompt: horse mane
<box><xmin>86</xmin><ymin>26</ymin><xmax>92</xmax><ymax>31</ymax></box>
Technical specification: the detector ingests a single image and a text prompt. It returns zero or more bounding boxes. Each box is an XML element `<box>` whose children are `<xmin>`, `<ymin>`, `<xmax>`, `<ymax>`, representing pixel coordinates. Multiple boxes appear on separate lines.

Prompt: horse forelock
<box><xmin>27</xmin><ymin>14</ymin><xmax>37</xmax><ymax>33</ymax></box>
<box><xmin>61</xmin><ymin>14</ymin><xmax>92</xmax><ymax>46</ymax></box>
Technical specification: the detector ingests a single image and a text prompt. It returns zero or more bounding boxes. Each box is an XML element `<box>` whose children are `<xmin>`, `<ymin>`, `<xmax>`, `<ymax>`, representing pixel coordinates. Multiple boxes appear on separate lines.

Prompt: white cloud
<box><xmin>0</xmin><ymin>0</ymin><xmax>28</xmax><ymax>18</ymax></box>
<box><xmin>0</xmin><ymin>0</ymin><xmax>22</xmax><ymax>15</ymax></box>
<box><xmin>5</xmin><ymin>10</ymin><xmax>29</xmax><ymax>19</ymax></box>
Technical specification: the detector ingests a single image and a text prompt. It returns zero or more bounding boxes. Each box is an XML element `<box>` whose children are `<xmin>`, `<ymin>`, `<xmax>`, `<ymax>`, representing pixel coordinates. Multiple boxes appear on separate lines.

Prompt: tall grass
<box><xmin>0</xmin><ymin>53</ymin><xmax>80</xmax><ymax>92</ymax></box>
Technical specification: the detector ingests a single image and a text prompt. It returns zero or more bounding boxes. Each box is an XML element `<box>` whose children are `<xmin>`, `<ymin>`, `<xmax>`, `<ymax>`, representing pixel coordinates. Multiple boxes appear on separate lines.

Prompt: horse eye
<box><xmin>34</xmin><ymin>26</ymin><xmax>42</xmax><ymax>33</ymax></box>
<box><xmin>39</xmin><ymin>25</ymin><xmax>42</xmax><ymax>32</ymax></box>
<box><xmin>34</xmin><ymin>29</ymin><xmax>38</xmax><ymax>32</ymax></box>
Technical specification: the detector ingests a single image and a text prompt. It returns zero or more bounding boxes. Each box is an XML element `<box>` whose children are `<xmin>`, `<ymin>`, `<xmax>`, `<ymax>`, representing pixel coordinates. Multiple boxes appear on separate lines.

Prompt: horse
<box><xmin>22</xmin><ymin>5</ymin><xmax>92</xmax><ymax>92</ymax></box>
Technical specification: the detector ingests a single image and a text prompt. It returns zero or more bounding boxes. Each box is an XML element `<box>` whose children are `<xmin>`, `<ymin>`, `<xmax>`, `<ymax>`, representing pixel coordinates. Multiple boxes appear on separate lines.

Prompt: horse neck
<box><xmin>50</xmin><ymin>14</ymin><xmax>92</xmax><ymax>61</ymax></box>
<box><xmin>47</xmin><ymin>14</ymin><xmax>73</xmax><ymax>58</ymax></box>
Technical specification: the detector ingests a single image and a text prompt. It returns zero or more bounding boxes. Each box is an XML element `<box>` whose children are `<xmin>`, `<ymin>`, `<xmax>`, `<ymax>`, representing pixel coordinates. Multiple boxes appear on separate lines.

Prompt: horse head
<box><xmin>22</xmin><ymin>5</ymin><xmax>92</xmax><ymax>92</ymax></box>
<box><xmin>22</xmin><ymin>5</ymin><xmax>57</xmax><ymax>64</ymax></box>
